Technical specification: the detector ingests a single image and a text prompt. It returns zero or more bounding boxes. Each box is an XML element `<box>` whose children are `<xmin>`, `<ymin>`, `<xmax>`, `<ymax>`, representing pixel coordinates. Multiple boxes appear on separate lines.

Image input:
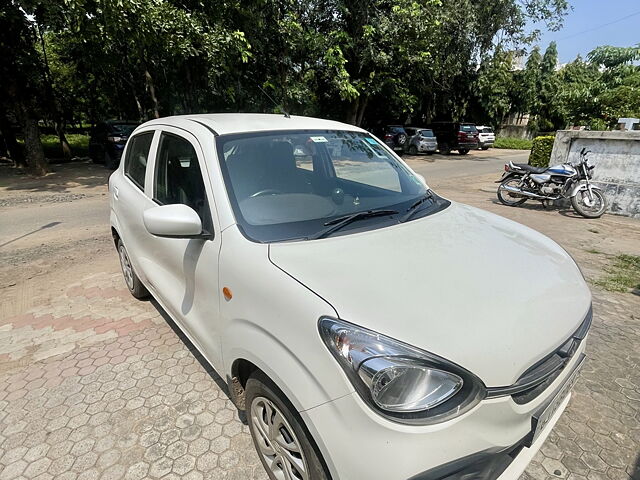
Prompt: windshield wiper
<box><xmin>308</xmin><ymin>209</ymin><xmax>399</xmax><ymax>240</ymax></box>
<box><xmin>399</xmin><ymin>192</ymin><xmax>434</xmax><ymax>223</ymax></box>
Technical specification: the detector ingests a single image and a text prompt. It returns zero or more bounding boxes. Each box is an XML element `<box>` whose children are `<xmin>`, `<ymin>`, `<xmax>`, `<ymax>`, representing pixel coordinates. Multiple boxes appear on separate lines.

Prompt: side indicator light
<box><xmin>223</xmin><ymin>287</ymin><xmax>233</xmax><ymax>301</ymax></box>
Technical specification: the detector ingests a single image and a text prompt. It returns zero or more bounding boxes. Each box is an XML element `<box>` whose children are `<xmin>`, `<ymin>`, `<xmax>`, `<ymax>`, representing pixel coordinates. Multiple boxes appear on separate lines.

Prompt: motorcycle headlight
<box><xmin>319</xmin><ymin>318</ymin><xmax>486</xmax><ymax>424</ymax></box>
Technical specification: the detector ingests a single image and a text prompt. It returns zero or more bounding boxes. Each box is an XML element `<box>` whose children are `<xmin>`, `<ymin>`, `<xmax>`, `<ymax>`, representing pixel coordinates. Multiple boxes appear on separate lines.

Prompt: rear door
<box><xmin>111</xmin><ymin>128</ymin><xmax>158</xmax><ymax>279</ymax></box>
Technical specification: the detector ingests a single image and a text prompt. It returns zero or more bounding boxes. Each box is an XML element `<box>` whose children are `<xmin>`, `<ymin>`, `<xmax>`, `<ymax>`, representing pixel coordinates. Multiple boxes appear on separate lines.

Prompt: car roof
<box><xmin>140</xmin><ymin>113</ymin><xmax>365</xmax><ymax>136</ymax></box>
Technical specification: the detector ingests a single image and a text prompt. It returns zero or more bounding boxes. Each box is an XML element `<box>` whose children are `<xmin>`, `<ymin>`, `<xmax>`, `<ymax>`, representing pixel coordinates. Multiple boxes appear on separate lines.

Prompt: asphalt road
<box><xmin>404</xmin><ymin>148</ymin><xmax>529</xmax><ymax>184</ymax></box>
<box><xmin>0</xmin><ymin>149</ymin><xmax>527</xmax><ymax>248</ymax></box>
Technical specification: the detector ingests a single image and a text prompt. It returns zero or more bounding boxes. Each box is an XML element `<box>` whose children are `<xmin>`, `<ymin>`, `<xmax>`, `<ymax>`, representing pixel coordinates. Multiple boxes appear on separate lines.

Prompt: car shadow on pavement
<box><xmin>149</xmin><ymin>297</ymin><xmax>250</xmax><ymax>425</ymax></box>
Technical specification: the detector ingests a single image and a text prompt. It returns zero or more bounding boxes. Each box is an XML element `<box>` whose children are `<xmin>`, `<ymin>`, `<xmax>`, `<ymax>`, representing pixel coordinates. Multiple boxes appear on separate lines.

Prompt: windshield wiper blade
<box><xmin>399</xmin><ymin>192</ymin><xmax>434</xmax><ymax>223</ymax></box>
<box><xmin>308</xmin><ymin>209</ymin><xmax>399</xmax><ymax>240</ymax></box>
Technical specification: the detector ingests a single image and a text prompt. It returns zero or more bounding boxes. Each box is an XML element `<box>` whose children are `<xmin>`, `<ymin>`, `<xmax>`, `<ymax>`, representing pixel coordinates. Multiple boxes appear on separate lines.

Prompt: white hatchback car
<box><xmin>109</xmin><ymin>114</ymin><xmax>592</xmax><ymax>480</ymax></box>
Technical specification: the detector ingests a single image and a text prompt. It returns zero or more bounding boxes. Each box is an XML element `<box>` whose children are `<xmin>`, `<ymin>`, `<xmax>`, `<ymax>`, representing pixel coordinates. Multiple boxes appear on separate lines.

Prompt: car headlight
<box><xmin>319</xmin><ymin>317</ymin><xmax>486</xmax><ymax>424</ymax></box>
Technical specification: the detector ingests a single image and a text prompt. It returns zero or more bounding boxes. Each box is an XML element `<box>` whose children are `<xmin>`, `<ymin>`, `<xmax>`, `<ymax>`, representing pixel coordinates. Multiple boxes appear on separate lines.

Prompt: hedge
<box><xmin>528</xmin><ymin>136</ymin><xmax>555</xmax><ymax>168</ymax></box>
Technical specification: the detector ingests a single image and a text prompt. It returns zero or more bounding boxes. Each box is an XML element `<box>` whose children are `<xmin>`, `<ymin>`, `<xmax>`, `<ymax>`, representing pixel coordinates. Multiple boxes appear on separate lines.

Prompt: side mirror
<box><xmin>143</xmin><ymin>204</ymin><xmax>208</xmax><ymax>239</ymax></box>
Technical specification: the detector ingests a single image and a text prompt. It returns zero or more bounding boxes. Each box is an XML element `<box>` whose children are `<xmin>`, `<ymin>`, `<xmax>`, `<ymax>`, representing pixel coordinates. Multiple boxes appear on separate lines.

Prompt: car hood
<box><xmin>269</xmin><ymin>202</ymin><xmax>591</xmax><ymax>387</ymax></box>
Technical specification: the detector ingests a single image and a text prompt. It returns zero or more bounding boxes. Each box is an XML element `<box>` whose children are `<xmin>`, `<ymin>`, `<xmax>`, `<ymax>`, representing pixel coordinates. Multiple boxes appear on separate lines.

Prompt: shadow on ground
<box><xmin>149</xmin><ymin>297</ymin><xmax>249</xmax><ymax>426</ymax></box>
<box><xmin>0</xmin><ymin>160</ymin><xmax>111</xmax><ymax>192</ymax></box>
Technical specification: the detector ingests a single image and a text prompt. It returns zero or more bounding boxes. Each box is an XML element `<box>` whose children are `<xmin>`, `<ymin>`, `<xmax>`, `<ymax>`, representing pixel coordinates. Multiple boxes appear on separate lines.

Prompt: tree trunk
<box><xmin>344</xmin><ymin>97</ymin><xmax>360</xmax><ymax>125</ymax></box>
<box><xmin>55</xmin><ymin>121</ymin><xmax>72</xmax><ymax>160</ymax></box>
<box><xmin>0</xmin><ymin>112</ymin><xmax>24</xmax><ymax>166</ymax></box>
<box><xmin>355</xmin><ymin>97</ymin><xmax>369</xmax><ymax>127</ymax></box>
<box><xmin>21</xmin><ymin>114</ymin><xmax>48</xmax><ymax>175</ymax></box>
<box><xmin>144</xmin><ymin>69</ymin><xmax>160</xmax><ymax>119</ymax></box>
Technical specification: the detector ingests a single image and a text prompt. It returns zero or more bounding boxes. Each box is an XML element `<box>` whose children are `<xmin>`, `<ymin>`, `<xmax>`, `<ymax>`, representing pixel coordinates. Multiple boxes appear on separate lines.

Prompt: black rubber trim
<box><xmin>188</xmin><ymin>119</ymin><xmax>219</xmax><ymax>136</ymax></box>
<box><xmin>486</xmin><ymin>305</ymin><xmax>592</xmax><ymax>400</ymax></box>
<box><xmin>408</xmin><ymin>435</ymin><xmax>528</xmax><ymax>480</ymax></box>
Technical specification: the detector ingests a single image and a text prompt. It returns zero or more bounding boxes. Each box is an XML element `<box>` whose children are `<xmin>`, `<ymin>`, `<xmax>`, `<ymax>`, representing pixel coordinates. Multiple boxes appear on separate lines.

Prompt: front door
<box><xmin>142</xmin><ymin>128</ymin><xmax>223</xmax><ymax>371</ymax></box>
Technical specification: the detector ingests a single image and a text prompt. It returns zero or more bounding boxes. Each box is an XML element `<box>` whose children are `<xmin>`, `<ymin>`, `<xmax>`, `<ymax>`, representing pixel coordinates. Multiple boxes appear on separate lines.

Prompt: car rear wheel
<box><xmin>105</xmin><ymin>151</ymin><xmax>118</xmax><ymax>170</ymax></box>
<box><xmin>246</xmin><ymin>371</ymin><xmax>330</xmax><ymax>480</ymax></box>
<box><xmin>117</xmin><ymin>239</ymin><xmax>149</xmax><ymax>299</ymax></box>
<box><xmin>440</xmin><ymin>143</ymin><xmax>451</xmax><ymax>155</ymax></box>
<box><xmin>408</xmin><ymin>145</ymin><xmax>418</xmax><ymax>155</ymax></box>
<box><xmin>459</xmin><ymin>149</ymin><xmax>469</xmax><ymax>155</ymax></box>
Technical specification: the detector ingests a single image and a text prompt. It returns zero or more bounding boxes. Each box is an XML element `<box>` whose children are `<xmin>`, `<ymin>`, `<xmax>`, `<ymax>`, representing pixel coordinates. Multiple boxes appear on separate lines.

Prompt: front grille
<box><xmin>487</xmin><ymin>305</ymin><xmax>592</xmax><ymax>404</ymax></box>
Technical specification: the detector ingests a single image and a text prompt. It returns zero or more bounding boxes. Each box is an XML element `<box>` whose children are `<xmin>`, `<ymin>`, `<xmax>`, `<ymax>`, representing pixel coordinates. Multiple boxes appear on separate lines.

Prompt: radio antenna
<box><xmin>257</xmin><ymin>85</ymin><xmax>290</xmax><ymax>118</ymax></box>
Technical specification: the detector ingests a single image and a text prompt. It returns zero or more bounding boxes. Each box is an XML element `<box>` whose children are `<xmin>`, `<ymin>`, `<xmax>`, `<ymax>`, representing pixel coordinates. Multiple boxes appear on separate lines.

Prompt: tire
<box><xmin>497</xmin><ymin>178</ymin><xmax>528</xmax><ymax>206</ymax></box>
<box><xmin>571</xmin><ymin>189</ymin><xmax>607</xmax><ymax>218</ymax></box>
<box><xmin>246</xmin><ymin>371</ymin><xmax>330</xmax><ymax>480</ymax></box>
<box><xmin>396</xmin><ymin>133</ymin><xmax>407</xmax><ymax>147</ymax></box>
<box><xmin>408</xmin><ymin>145</ymin><xmax>418</xmax><ymax>155</ymax></box>
<box><xmin>105</xmin><ymin>151</ymin><xmax>118</xmax><ymax>170</ymax></box>
<box><xmin>458</xmin><ymin>149</ymin><xmax>469</xmax><ymax>155</ymax></box>
<box><xmin>117</xmin><ymin>239</ymin><xmax>149</xmax><ymax>299</ymax></box>
<box><xmin>481</xmin><ymin>146</ymin><xmax>489</xmax><ymax>150</ymax></box>
<box><xmin>440</xmin><ymin>143</ymin><xmax>451</xmax><ymax>155</ymax></box>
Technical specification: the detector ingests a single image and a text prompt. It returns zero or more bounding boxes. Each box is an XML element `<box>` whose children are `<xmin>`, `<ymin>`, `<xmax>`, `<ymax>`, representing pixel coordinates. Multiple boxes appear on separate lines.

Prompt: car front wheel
<box><xmin>246</xmin><ymin>371</ymin><xmax>330</xmax><ymax>480</ymax></box>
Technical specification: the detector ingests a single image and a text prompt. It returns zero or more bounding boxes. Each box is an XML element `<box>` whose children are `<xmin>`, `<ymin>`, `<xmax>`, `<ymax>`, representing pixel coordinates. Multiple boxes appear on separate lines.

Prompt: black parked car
<box><xmin>89</xmin><ymin>120</ymin><xmax>139</xmax><ymax>169</ymax></box>
<box><xmin>371</xmin><ymin>125</ymin><xmax>408</xmax><ymax>152</ymax></box>
<box><xmin>428</xmin><ymin>122</ymin><xmax>479</xmax><ymax>155</ymax></box>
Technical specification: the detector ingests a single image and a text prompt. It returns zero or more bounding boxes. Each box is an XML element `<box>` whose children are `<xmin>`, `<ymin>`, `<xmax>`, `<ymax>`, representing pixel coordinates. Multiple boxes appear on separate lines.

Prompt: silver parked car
<box><xmin>404</xmin><ymin>127</ymin><xmax>437</xmax><ymax>155</ymax></box>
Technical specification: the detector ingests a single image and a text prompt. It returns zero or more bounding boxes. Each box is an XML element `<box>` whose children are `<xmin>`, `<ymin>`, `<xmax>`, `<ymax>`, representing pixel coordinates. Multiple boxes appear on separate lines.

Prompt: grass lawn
<box><xmin>494</xmin><ymin>137</ymin><xmax>533</xmax><ymax>150</ymax></box>
<box><xmin>41</xmin><ymin>134</ymin><xmax>90</xmax><ymax>159</ymax></box>
<box><xmin>595</xmin><ymin>254</ymin><xmax>640</xmax><ymax>292</ymax></box>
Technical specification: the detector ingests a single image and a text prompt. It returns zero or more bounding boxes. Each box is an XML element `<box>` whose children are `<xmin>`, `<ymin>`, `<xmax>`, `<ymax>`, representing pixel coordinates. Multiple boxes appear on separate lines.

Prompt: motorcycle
<box><xmin>496</xmin><ymin>147</ymin><xmax>607</xmax><ymax>218</ymax></box>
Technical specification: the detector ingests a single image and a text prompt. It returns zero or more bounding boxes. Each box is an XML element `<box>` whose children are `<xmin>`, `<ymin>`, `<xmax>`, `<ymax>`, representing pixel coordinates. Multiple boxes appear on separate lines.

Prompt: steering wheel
<box><xmin>250</xmin><ymin>189</ymin><xmax>283</xmax><ymax>198</ymax></box>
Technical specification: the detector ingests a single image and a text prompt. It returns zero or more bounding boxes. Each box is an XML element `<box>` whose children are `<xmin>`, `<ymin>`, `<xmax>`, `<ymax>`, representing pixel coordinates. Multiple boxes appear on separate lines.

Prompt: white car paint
<box><xmin>109</xmin><ymin>113</ymin><xmax>592</xmax><ymax>480</ymax></box>
<box><xmin>477</xmin><ymin>125</ymin><xmax>496</xmax><ymax>149</ymax></box>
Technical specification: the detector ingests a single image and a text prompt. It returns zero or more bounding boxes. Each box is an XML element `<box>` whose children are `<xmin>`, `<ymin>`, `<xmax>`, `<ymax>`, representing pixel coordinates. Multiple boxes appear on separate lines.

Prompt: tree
<box><xmin>0</xmin><ymin>1</ymin><xmax>48</xmax><ymax>174</ymax></box>
<box><xmin>474</xmin><ymin>48</ymin><xmax>516</xmax><ymax>127</ymax></box>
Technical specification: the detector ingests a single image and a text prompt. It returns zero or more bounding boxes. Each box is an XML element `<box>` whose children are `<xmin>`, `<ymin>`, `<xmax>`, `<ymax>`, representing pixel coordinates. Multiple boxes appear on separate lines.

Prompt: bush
<box><xmin>493</xmin><ymin>137</ymin><xmax>533</xmax><ymax>150</ymax></box>
<box><xmin>528</xmin><ymin>135</ymin><xmax>555</xmax><ymax>168</ymax></box>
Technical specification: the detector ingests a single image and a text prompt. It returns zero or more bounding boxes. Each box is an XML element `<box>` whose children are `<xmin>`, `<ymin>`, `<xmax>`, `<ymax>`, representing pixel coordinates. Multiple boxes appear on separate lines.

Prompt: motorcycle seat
<box><xmin>512</xmin><ymin>163</ymin><xmax>547</xmax><ymax>174</ymax></box>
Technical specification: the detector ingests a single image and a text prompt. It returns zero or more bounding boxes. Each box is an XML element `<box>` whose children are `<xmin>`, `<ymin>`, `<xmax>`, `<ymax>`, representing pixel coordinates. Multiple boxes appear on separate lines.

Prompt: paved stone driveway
<box><xmin>0</xmin><ymin>271</ymin><xmax>639</xmax><ymax>480</ymax></box>
<box><xmin>0</xmin><ymin>272</ymin><xmax>267</xmax><ymax>480</ymax></box>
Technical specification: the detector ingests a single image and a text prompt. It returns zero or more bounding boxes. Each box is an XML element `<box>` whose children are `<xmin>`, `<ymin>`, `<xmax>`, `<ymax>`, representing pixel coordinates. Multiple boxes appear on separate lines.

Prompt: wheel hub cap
<box><xmin>250</xmin><ymin>396</ymin><xmax>309</xmax><ymax>480</ymax></box>
<box><xmin>118</xmin><ymin>245</ymin><xmax>134</xmax><ymax>290</ymax></box>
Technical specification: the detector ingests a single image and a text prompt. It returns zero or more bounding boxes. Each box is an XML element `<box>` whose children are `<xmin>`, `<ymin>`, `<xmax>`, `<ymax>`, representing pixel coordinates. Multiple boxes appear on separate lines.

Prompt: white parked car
<box><xmin>109</xmin><ymin>114</ymin><xmax>592</xmax><ymax>480</ymax></box>
<box><xmin>477</xmin><ymin>125</ymin><xmax>496</xmax><ymax>150</ymax></box>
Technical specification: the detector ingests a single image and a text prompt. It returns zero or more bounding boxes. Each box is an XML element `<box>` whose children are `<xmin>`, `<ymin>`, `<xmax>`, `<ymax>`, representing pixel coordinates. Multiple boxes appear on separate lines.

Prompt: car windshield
<box><xmin>482</xmin><ymin>127</ymin><xmax>493</xmax><ymax>133</ymax></box>
<box><xmin>217</xmin><ymin>130</ymin><xmax>448</xmax><ymax>242</ymax></box>
<box><xmin>420</xmin><ymin>129</ymin><xmax>434</xmax><ymax>137</ymax></box>
<box><xmin>111</xmin><ymin>124</ymin><xmax>137</xmax><ymax>136</ymax></box>
<box><xmin>460</xmin><ymin>124</ymin><xmax>477</xmax><ymax>133</ymax></box>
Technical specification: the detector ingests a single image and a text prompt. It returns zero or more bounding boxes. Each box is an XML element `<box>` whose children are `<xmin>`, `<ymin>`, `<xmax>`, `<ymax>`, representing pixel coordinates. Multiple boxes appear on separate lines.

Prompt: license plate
<box><xmin>529</xmin><ymin>354</ymin><xmax>585</xmax><ymax>445</ymax></box>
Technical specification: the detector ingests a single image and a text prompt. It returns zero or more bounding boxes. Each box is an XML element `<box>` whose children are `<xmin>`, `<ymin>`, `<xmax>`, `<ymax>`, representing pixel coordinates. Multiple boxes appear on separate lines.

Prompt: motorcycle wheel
<box><xmin>497</xmin><ymin>179</ymin><xmax>528</xmax><ymax>206</ymax></box>
<box><xmin>571</xmin><ymin>189</ymin><xmax>607</xmax><ymax>218</ymax></box>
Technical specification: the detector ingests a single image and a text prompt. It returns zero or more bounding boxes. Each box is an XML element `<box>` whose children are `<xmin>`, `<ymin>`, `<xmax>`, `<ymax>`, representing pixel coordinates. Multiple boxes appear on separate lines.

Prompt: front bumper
<box><xmin>302</xmin><ymin>341</ymin><xmax>586</xmax><ymax>480</ymax></box>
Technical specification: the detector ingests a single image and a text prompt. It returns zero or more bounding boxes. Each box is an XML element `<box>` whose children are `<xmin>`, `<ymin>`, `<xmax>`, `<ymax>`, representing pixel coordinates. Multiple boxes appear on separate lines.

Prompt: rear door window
<box><xmin>124</xmin><ymin>132</ymin><xmax>154</xmax><ymax>190</ymax></box>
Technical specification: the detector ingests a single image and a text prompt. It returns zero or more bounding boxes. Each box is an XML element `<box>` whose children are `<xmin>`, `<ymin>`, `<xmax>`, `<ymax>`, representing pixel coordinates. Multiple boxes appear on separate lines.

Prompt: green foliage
<box><xmin>40</xmin><ymin>134</ymin><xmax>88</xmax><ymax>158</ymax></box>
<box><xmin>528</xmin><ymin>135</ymin><xmax>555</xmax><ymax>167</ymax></box>
<box><xmin>494</xmin><ymin>137</ymin><xmax>533</xmax><ymax>149</ymax></box>
<box><xmin>594</xmin><ymin>254</ymin><xmax>640</xmax><ymax>292</ymax></box>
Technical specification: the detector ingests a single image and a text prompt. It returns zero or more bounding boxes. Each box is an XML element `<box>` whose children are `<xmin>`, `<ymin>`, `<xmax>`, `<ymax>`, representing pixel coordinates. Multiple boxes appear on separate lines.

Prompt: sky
<box><xmin>531</xmin><ymin>0</ymin><xmax>640</xmax><ymax>63</ymax></box>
